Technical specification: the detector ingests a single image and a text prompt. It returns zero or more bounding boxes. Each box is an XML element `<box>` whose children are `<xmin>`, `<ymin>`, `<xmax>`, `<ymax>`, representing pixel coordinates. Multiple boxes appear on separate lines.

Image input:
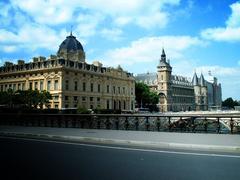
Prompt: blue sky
<box><xmin>0</xmin><ymin>0</ymin><xmax>240</xmax><ymax>100</ymax></box>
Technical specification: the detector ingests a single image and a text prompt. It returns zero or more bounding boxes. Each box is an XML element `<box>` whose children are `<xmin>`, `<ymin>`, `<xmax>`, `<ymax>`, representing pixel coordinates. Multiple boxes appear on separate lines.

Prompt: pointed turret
<box><xmin>192</xmin><ymin>72</ymin><xmax>198</xmax><ymax>86</ymax></box>
<box><xmin>161</xmin><ymin>48</ymin><xmax>166</xmax><ymax>62</ymax></box>
<box><xmin>199</xmin><ymin>73</ymin><xmax>205</xmax><ymax>86</ymax></box>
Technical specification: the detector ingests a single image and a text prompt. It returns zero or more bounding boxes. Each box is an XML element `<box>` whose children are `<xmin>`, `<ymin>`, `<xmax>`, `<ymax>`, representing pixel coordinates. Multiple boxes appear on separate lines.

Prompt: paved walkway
<box><xmin>0</xmin><ymin>126</ymin><xmax>240</xmax><ymax>152</ymax></box>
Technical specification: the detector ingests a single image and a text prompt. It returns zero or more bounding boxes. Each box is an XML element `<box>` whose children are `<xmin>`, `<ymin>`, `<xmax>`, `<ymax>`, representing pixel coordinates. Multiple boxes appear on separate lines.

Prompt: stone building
<box><xmin>0</xmin><ymin>33</ymin><xmax>135</xmax><ymax>111</ymax></box>
<box><xmin>135</xmin><ymin>49</ymin><xmax>222</xmax><ymax>112</ymax></box>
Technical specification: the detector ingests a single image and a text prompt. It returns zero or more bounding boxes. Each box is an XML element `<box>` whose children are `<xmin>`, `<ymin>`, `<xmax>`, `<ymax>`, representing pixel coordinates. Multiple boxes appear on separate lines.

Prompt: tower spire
<box><xmin>70</xmin><ymin>25</ymin><xmax>73</xmax><ymax>36</ymax></box>
<box><xmin>161</xmin><ymin>48</ymin><xmax>166</xmax><ymax>62</ymax></box>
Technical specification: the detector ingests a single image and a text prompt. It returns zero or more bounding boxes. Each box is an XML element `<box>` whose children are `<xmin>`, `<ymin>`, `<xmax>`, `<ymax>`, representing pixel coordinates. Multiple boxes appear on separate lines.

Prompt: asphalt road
<box><xmin>1</xmin><ymin>136</ymin><xmax>240</xmax><ymax>180</ymax></box>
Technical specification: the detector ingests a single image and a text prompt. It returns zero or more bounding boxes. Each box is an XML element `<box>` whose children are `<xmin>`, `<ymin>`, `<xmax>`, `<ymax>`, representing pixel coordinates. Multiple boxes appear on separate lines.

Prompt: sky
<box><xmin>0</xmin><ymin>0</ymin><xmax>240</xmax><ymax>100</ymax></box>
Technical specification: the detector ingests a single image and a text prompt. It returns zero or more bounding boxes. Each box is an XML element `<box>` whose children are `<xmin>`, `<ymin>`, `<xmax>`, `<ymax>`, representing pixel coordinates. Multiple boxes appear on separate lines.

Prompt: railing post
<box><xmin>230</xmin><ymin>118</ymin><xmax>234</xmax><ymax>134</ymax></box>
<box><xmin>124</xmin><ymin>117</ymin><xmax>129</xmax><ymax>130</ymax></box>
<box><xmin>216</xmin><ymin>117</ymin><xmax>220</xmax><ymax>134</ymax></box>
<box><xmin>135</xmin><ymin>117</ymin><xmax>139</xmax><ymax>131</ymax></box>
<box><xmin>156</xmin><ymin>117</ymin><xmax>161</xmax><ymax>132</ymax></box>
<box><xmin>145</xmin><ymin>117</ymin><xmax>150</xmax><ymax>131</ymax></box>
<box><xmin>97</xmin><ymin>116</ymin><xmax>101</xmax><ymax>129</ymax></box>
<box><xmin>168</xmin><ymin>117</ymin><xmax>171</xmax><ymax>131</ymax></box>
<box><xmin>115</xmin><ymin>117</ymin><xmax>119</xmax><ymax>130</ymax></box>
<box><xmin>179</xmin><ymin>117</ymin><xmax>183</xmax><ymax>132</ymax></box>
<box><xmin>203</xmin><ymin>117</ymin><xmax>208</xmax><ymax>133</ymax></box>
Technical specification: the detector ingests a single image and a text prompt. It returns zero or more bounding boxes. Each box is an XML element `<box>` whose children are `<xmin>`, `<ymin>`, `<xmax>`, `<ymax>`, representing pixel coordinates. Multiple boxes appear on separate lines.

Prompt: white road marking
<box><xmin>1</xmin><ymin>136</ymin><xmax>240</xmax><ymax>158</ymax></box>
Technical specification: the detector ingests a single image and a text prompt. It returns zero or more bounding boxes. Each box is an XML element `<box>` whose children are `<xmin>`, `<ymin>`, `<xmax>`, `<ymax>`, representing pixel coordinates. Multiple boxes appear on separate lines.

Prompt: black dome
<box><xmin>58</xmin><ymin>34</ymin><xmax>84</xmax><ymax>53</ymax></box>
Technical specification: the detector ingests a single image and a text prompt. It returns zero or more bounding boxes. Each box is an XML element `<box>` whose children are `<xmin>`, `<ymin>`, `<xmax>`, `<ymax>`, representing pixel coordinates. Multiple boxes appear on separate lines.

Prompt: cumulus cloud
<box><xmin>201</xmin><ymin>1</ymin><xmax>240</xmax><ymax>42</ymax></box>
<box><xmin>0</xmin><ymin>25</ymin><xmax>68</xmax><ymax>53</ymax></box>
<box><xmin>9</xmin><ymin>0</ymin><xmax>180</xmax><ymax>29</ymax></box>
<box><xmin>100</xmin><ymin>35</ymin><xmax>204</xmax><ymax>66</ymax></box>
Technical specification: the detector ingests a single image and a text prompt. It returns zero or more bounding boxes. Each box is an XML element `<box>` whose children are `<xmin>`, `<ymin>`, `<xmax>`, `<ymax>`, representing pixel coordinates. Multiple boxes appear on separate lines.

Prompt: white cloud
<box><xmin>196</xmin><ymin>65</ymin><xmax>239</xmax><ymax>77</ymax></box>
<box><xmin>100</xmin><ymin>35</ymin><xmax>204</xmax><ymax>66</ymax></box>
<box><xmin>0</xmin><ymin>25</ymin><xmax>68</xmax><ymax>52</ymax></box>
<box><xmin>2</xmin><ymin>45</ymin><xmax>17</xmax><ymax>53</ymax></box>
<box><xmin>201</xmin><ymin>27</ymin><xmax>240</xmax><ymax>42</ymax></box>
<box><xmin>10</xmin><ymin>0</ymin><xmax>73</xmax><ymax>25</ymax></box>
<box><xmin>100</xmin><ymin>28</ymin><xmax>123</xmax><ymax>41</ymax></box>
<box><xmin>9</xmin><ymin>0</ymin><xmax>180</xmax><ymax>29</ymax></box>
<box><xmin>201</xmin><ymin>1</ymin><xmax>240</xmax><ymax>42</ymax></box>
<box><xmin>226</xmin><ymin>2</ymin><xmax>240</xmax><ymax>28</ymax></box>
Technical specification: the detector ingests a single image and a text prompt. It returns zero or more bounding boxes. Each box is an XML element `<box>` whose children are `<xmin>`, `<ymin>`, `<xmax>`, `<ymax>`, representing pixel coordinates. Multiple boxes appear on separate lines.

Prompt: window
<box><xmin>65</xmin><ymin>104</ymin><xmax>69</xmax><ymax>108</ymax></box>
<box><xmin>98</xmin><ymin>84</ymin><xmax>101</xmax><ymax>93</ymax></box>
<box><xmin>123</xmin><ymin>87</ymin><xmax>125</xmax><ymax>94</ymax></box>
<box><xmin>90</xmin><ymin>97</ymin><xmax>93</xmax><ymax>102</ymax></box>
<box><xmin>83</xmin><ymin>82</ymin><xmax>86</xmax><ymax>91</ymax></box>
<box><xmin>13</xmin><ymin>84</ymin><xmax>16</xmax><ymax>91</ymax></box>
<box><xmin>91</xmin><ymin>83</ymin><xmax>93</xmax><ymax>92</ymax></box>
<box><xmin>74</xmin><ymin>81</ymin><xmax>78</xmax><ymax>91</ymax></box>
<box><xmin>22</xmin><ymin>83</ymin><xmax>25</xmax><ymax>90</ymax></box>
<box><xmin>131</xmin><ymin>88</ymin><xmax>133</xmax><ymax>95</ymax></box>
<box><xmin>0</xmin><ymin>85</ymin><xmax>3</xmax><ymax>91</ymax></box>
<box><xmin>55</xmin><ymin>104</ymin><xmax>59</xmax><ymax>109</ymax></box>
<box><xmin>35</xmin><ymin>82</ymin><xmax>38</xmax><ymax>90</ymax></box>
<box><xmin>40</xmin><ymin>81</ymin><xmax>43</xmax><ymax>91</ymax></box>
<box><xmin>107</xmin><ymin>100</ymin><xmax>110</xmax><ymax>109</ymax></box>
<box><xmin>54</xmin><ymin>96</ymin><xmax>59</xmax><ymax>101</ymax></box>
<box><xmin>74</xmin><ymin>96</ymin><xmax>78</xmax><ymax>101</ymax></box>
<box><xmin>47</xmin><ymin>80</ymin><xmax>51</xmax><ymax>91</ymax></box>
<box><xmin>65</xmin><ymin>80</ymin><xmax>69</xmax><ymax>90</ymax></box>
<box><xmin>65</xmin><ymin>96</ymin><xmax>69</xmax><ymax>101</ymax></box>
<box><xmin>107</xmin><ymin>85</ymin><xmax>109</xmax><ymax>93</ymax></box>
<box><xmin>82</xmin><ymin>97</ymin><xmax>86</xmax><ymax>101</ymax></box>
<box><xmin>29</xmin><ymin>82</ymin><xmax>32</xmax><ymax>90</ymax></box>
<box><xmin>17</xmin><ymin>84</ymin><xmax>21</xmax><ymax>90</ymax></box>
<box><xmin>54</xmin><ymin>80</ymin><xmax>58</xmax><ymax>90</ymax></box>
<box><xmin>124</xmin><ymin>101</ymin><xmax>126</xmax><ymax>110</ymax></box>
<box><xmin>113</xmin><ymin>86</ymin><xmax>115</xmax><ymax>94</ymax></box>
<box><xmin>118</xmin><ymin>87</ymin><xmax>120</xmax><ymax>94</ymax></box>
<box><xmin>97</xmin><ymin>97</ymin><xmax>100</xmax><ymax>102</ymax></box>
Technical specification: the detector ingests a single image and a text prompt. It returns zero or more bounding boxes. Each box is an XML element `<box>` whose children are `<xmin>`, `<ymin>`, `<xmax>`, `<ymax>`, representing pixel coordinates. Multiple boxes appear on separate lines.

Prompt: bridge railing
<box><xmin>0</xmin><ymin>113</ymin><xmax>240</xmax><ymax>134</ymax></box>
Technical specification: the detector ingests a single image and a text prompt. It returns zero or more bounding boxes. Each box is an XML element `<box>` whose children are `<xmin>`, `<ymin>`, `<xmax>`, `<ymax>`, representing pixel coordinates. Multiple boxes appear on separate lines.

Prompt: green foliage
<box><xmin>0</xmin><ymin>89</ymin><xmax>52</xmax><ymax>109</ymax></box>
<box><xmin>77</xmin><ymin>106</ymin><xmax>91</xmax><ymax>114</ymax></box>
<box><xmin>222</xmin><ymin>97</ymin><xmax>239</xmax><ymax>109</ymax></box>
<box><xmin>135</xmin><ymin>82</ymin><xmax>159</xmax><ymax>109</ymax></box>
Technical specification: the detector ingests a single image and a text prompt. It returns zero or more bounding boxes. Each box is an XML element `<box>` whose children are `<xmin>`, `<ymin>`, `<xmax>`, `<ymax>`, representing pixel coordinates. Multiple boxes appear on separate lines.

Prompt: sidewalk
<box><xmin>0</xmin><ymin>126</ymin><xmax>240</xmax><ymax>153</ymax></box>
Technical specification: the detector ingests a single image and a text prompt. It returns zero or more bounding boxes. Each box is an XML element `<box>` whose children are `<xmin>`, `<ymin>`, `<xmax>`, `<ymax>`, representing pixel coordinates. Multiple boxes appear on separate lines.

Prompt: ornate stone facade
<box><xmin>135</xmin><ymin>49</ymin><xmax>222</xmax><ymax>112</ymax></box>
<box><xmin>0</xmin><ymin>33</ymin><xmax>135</xmax><ymax>111</ymax></box>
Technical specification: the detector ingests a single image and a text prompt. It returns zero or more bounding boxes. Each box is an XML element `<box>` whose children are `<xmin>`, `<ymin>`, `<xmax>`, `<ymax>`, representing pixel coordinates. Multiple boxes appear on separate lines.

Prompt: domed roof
<box><xmin>58</xmin><ymin>32</ymin><xmax>84</xmax><ymax>53</ymax></box>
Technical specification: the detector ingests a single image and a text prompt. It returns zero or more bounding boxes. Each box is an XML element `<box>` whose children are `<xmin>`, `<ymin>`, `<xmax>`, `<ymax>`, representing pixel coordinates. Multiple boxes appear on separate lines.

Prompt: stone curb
<box><xmin>1</xmin><ymin>131</ymin><xmax>240</xmax><ymax>153</ymax></box>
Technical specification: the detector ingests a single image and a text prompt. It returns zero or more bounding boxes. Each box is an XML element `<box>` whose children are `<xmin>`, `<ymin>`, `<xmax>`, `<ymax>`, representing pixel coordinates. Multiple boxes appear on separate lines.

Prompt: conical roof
<box><xmin>192</xmin><ymin>72</ymin><xmax>198</xmax><ymax>86</ymax></box>
<box><xmin>199</xmin><ymin>73</ymin><xmax>205</xmax><ymax>86</ymax></box>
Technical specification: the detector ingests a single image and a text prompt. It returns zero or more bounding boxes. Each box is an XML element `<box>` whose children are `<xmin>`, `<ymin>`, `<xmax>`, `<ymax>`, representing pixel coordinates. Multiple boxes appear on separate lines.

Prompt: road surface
<box><xmin>1</xmin><ymin>136</ymin><xmax>240</xmax><ymax>180</ymax></box>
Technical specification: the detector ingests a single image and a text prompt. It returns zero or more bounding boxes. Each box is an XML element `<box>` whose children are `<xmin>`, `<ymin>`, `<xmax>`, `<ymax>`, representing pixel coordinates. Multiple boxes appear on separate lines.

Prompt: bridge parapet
<box><xmin>0</xmin><ymin>113</ymin><xmax>239</xmax><ymax>134</ymax></box>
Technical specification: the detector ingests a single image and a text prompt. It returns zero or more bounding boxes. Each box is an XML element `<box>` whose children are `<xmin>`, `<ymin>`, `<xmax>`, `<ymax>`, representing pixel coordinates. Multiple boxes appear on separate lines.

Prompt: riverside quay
<box><xmin>1</xmin><ymin>112</ymin><xmax>240</xmax><ymax>134</ymax></box>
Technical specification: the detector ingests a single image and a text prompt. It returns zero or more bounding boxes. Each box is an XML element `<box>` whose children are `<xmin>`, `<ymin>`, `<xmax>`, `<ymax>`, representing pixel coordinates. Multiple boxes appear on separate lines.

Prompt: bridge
<box><xmin>1</xmin><ymin>112</ymin><xmax>240</xmax><ymax>134</ymax></box>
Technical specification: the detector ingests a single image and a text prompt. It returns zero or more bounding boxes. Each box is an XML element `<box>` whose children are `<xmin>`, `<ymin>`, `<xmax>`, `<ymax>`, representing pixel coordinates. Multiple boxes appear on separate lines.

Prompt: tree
<box><xmin>135</xmin><ymin>82</ymin><xmax>159</xmax><ymax>111</ymax></box>
<box><xmin>222</xmin><ymin>97</ymin><xmax>239</xmax><ymax>109</ymax></box>
<box><xmin>0</xmin><ymin>89</ymin><xmax>52</xmax><ymax>109</ymax></box>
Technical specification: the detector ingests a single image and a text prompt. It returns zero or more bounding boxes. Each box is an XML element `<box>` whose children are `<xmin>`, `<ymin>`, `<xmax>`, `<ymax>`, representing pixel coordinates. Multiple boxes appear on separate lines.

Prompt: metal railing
<box><xmin>0</xmin><ymin>113</ymin><xmax>240</xmax><ymax>134</ymax></box>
